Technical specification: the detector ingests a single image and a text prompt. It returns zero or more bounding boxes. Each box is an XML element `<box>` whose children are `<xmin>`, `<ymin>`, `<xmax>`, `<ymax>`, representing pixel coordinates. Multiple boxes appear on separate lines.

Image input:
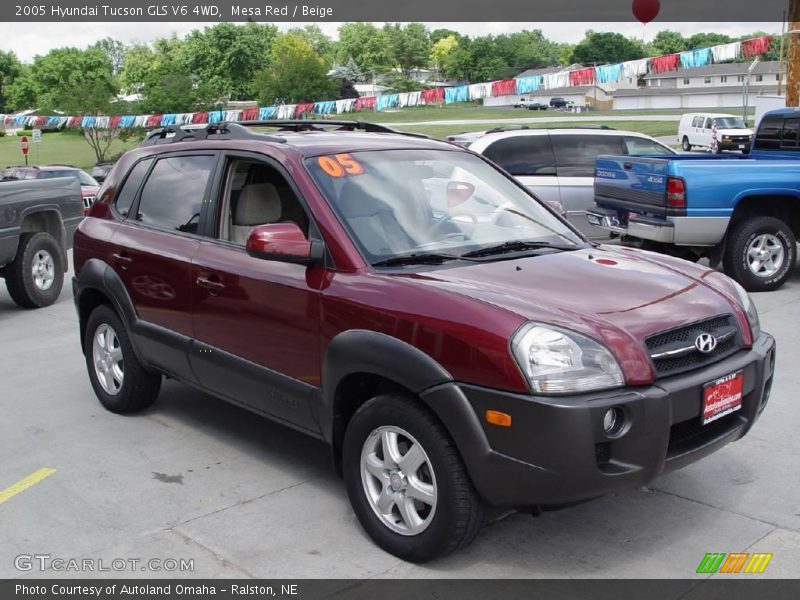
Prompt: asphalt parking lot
<box><xmin>2</xmin><ymin>251</ymin><xmax>799</xmax><ymax>580</ymax></box>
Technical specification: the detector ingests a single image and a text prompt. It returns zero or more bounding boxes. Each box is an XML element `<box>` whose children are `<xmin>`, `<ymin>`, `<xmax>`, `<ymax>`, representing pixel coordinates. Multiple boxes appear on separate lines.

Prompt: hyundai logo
<box><xmin>695</xmin><ymin>333</ymin><xmax>718</xmax><ymax>354</ymax></box>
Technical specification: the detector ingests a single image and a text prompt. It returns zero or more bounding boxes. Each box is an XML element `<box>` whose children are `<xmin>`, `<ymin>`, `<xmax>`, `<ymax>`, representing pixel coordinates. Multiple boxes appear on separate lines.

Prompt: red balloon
<box><xmin>632</xmin><ymin>0</ymin><xmax>660</xmax><ymax>24</ymax></box>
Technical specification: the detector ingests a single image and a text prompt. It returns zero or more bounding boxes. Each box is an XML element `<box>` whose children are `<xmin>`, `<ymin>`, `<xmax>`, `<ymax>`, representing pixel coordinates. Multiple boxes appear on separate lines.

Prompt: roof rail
<box><xmin>140</xmin><ymin>122</ymin><xmax>288</xmax><ymax>147</ymax></box>
<box><xmin>232</xmin><ymin>119</ymin><xmax>431</xmax><ymax>139</ymax></box>
<box><xmin>485</xmin><ymin>124</ymin><xmax>616</xmax><ymax>134</ymax></box>
<box><xmin>140</xmin><ymin>119</ymin><xmax>430</xmax><ymax>147</ymax></box>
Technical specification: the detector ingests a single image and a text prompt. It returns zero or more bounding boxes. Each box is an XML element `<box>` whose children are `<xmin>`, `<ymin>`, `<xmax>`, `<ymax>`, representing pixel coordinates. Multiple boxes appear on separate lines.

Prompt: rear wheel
<box><xmin>5</xmin><ymin>232</ymin><xmax>64</xmax><ymax>309</ymax></box>
<box><xmin>723</xmin><ymin>216</ymin><xmax>796</xmax><ymax>292</ymax></box>
<box><xmin>343</xmin><ymin>394</ymin><xmax>484</xmax><ymax>562</ymax></box>
<box><xmin>682</xmin><ymin>137</ymin><xmax>692</xmax><ymax>152</ymax></box>
<box><xmin>85</xmin><ymin>305</ymin><xmax>161</xmax><ymax>413</ymax></box>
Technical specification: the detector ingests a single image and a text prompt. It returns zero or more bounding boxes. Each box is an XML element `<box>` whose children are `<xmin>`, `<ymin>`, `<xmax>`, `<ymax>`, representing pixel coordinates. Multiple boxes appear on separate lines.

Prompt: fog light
<box><xmin>603</xmin><ymin>406</ymin><xmax>626</xmax><ymax>437</ymax></box>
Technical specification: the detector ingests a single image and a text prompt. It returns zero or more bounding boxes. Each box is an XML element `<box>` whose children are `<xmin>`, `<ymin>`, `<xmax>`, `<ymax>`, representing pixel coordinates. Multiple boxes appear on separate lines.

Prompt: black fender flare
<box><xmin>74</xmin><ymin>258</ymin><xmax>140</xmax><ymax>359</ymax></box>
<box><xmin>321</xmin><ymin>329</ymin><xmax>495</xmax><ymax>494</ymax></box>
<box><xmin>320</xmin><ymin>329</ymin><xmax>453</xmax><ymax>443</ymax></box>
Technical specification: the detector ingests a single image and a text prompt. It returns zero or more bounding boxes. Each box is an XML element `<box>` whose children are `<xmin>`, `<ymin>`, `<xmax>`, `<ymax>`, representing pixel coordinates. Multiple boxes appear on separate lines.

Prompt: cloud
<box><xmin>1</xmin><ymin>21</ymin><xmax>782</xmax><ymax>62</ymax></box>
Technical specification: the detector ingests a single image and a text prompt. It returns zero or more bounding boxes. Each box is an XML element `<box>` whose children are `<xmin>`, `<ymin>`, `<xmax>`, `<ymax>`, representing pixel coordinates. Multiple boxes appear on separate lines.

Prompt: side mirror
<box><xmin>246</xmin><ymin>223</ymin><xmax>322</xmax><ymax>265</ymax></box>
<box><xmin>544</xmin><ymin>199</ymin><xmax>567</xmax><ymax>217</ymax></box>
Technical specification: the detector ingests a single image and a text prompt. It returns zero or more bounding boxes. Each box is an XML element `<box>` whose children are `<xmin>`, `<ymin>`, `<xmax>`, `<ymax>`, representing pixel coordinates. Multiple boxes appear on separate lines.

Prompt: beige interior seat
<box><xmin>230</xmin><ymin>183</ymin><xmax>281</xmax><ymax>245</ymax></box>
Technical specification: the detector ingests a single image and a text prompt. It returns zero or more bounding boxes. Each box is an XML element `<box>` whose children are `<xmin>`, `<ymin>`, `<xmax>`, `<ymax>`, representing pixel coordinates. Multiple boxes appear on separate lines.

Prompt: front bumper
<box><xmin>423</xmin><ymin>332</ymin><xmax>775</xmax><ymax>508</ymax></box>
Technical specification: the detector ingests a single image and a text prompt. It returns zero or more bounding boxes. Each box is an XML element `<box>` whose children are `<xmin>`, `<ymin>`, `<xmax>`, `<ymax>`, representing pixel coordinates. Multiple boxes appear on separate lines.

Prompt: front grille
<box><xmin>645</xmin><ymin>315</ymin><xmax>742</xmax><ymax>378</ymax></box>
<box><xmin>667</xmin><ymin>412</ymin><xmax>743</xmax><ymax>458</ymax></box>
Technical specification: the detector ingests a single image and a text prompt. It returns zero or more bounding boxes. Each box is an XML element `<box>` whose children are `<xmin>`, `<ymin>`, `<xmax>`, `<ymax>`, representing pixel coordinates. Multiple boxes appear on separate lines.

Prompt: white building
<box><xmin>613</xmin><ymin>61</ymin><xmax>787</xmax><ymax>110</ymax></box>
<box><xmin>483</xmin><ymin>65</ymin><xmax>638</xmax><ymax>109</ymax></box>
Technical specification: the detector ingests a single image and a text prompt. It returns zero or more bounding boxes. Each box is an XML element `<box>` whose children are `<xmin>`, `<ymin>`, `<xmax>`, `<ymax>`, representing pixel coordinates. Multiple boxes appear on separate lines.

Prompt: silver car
<box><xmin>466</xmin><ymin>127</ymin><xmax>675</xmax><ymax>239</ymax></box>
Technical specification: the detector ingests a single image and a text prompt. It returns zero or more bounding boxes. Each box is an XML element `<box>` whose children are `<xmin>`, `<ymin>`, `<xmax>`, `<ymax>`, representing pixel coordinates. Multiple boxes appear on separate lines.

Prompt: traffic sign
<box><xmin>32</xmin><ymin>129</ymin><xmax>42</xmax><ymax>143</ymax></box>
<box><xmin>20</xmin><ymin>136</ymin><xmax>29</xmax><ymax>156</ymax></box>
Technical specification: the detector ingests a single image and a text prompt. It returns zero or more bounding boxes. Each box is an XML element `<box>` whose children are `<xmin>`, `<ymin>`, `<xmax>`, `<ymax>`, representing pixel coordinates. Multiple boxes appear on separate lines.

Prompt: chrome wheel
<box><xmin>360</xmin><ymin>425</ymin><xmax>437</xmax><ymax>536</ymax></box>
<box><xmin>31</xmin><ymin>250</ymin><xmax>55</xmax><ymax>291</ymax></box>
<box><xmin>746</xmin><ymin>234</ymin><xmax>784</xmax><ymax>278</ymax></box>
<box><xmin>92</xmin><ymin>324</ymin><xmax>124</xmax><ymax>395</ymax></box>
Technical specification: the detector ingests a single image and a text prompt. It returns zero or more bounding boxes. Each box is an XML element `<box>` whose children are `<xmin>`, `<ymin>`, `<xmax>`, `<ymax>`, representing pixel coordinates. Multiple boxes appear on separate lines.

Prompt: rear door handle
<box><xmin>196</xmin><ymin>276</ymin><xmax>225</xmax><ymax>293</ymax></box>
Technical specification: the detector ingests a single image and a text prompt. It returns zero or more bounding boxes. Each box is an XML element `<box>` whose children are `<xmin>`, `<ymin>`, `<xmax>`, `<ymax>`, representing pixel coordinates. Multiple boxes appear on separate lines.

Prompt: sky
<box><xmin>1</xmin><ymin>21</ymin><xmax>783</xmax><ymax>62</ymax></box>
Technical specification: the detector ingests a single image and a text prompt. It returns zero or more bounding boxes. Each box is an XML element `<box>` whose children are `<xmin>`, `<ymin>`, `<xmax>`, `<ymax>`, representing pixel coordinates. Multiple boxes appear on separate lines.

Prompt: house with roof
<box><xmin>612</xmin><ymin>61</ymin><xmax>786</xmax><ymax>110</ymax></box>
<box><xmin>482</xmin><ymin>65</ymin><xmax>639</xmax><ymax>109</ymax></box>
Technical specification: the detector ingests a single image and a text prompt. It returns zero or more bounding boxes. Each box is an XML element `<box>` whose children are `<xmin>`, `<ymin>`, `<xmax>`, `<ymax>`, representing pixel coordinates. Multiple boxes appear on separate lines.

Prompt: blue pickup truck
<box><xmin>588</xmin><ymin>108</ymin><xmax>799</xmax><ymax>292</ymax></box>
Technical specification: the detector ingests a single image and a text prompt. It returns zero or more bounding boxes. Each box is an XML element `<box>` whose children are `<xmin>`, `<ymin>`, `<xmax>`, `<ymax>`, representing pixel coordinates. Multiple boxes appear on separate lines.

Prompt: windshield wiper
<box><xmin>460</xmin><ymin>240</ymin><xmax>579</xmax><ymax>259</ymax></box>
<box><xmin>372</xmin><ymin>252</ymin><xmax>461</xmax><ymax>267</ymax></box>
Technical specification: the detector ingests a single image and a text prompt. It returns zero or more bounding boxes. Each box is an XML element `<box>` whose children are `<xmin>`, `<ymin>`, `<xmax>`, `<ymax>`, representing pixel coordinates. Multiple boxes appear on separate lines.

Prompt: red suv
<box><xmin>72</xmin><ymin>121</ymin><xmax>775</xmax><ymax>562</ymax></box>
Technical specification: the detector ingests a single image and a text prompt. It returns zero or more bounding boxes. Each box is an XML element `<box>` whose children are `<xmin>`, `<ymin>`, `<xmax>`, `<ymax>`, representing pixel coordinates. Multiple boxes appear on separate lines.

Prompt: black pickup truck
<box><xmin>0</xmin><ymin>178</ymin><xmax>83</xmax><ymax>307</ymax></box>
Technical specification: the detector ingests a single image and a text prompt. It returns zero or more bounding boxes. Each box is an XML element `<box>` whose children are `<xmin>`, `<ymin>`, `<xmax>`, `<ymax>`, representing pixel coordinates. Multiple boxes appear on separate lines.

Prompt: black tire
<box><xmin>343</xmin><ymin>394</ymin><xmax>484</xmax><ymax>562</ymax></box>
<box><xmin>723</xmin><ymin>216</ymin><xmax>797</xmax><ymax>292</ymax></box>
<box><xmin>84</xmin><ymin>304</ymin><xmax>161</xmax><ymax>413</ymax></box>
<box><xmin>5</xmin><ymin>232</ymin><xmax>64</xmax><ymax>308</ymax></box>
<box><xmin>682</xmin><ymin>137</ymin><xmax>692</xmax><ymax>152</ymax></box>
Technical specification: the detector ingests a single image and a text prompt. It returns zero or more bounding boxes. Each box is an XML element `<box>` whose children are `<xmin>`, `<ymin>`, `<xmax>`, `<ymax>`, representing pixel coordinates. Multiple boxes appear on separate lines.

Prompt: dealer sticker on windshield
<box><xmin>702</xmin><ymin>371</ymin><xmax>744</xmax><ymax>425</ymax></box>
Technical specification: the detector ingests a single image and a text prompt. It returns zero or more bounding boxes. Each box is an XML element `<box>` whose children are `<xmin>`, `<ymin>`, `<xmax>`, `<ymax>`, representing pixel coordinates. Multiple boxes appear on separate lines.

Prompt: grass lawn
<box><xmin>0</xmin><ymin>132</ymin><xmax>138</xmax><ymax>171</ymax></box>
<box><xmin>355</xmin><ymin>103</ymin><xmax>754</xmax><ymax>124</ymax></box>
<box><xmin>394</xmin><ymin>120</ymin><xmax>679</xmax><ymax>139</ymax></box>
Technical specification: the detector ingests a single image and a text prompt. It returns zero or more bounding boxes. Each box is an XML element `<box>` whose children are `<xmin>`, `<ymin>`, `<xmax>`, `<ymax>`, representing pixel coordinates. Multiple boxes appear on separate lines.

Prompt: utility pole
<box><xmin>788</xmin><ymin>0</ymin><xmax>799</xmax><ymax>107</ymax></box>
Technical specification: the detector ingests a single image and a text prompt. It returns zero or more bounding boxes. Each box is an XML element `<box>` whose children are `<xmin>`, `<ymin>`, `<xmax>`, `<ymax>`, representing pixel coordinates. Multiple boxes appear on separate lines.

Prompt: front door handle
<box><xmin>112</xmin><ymin>252</ymin><xmax>133</xmax><ymax>268</ymax></box>
<box><xmin>196</xmin><ymin>276</ymin><xmax>225</xmax><ymax>293</ymax></box>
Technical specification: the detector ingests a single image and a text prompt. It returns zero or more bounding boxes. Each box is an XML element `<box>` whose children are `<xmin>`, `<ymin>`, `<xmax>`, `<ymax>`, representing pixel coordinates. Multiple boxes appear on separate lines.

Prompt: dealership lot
<box><xmin>1</xmin><ymin>253</ymin><xmax>799</xmax><ymax>580</ymax></box>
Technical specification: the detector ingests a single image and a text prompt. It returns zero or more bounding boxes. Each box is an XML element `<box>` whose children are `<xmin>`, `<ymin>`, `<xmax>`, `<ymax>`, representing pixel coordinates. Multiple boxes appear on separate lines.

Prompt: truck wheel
<box><xmin>723</xmin><ymin>216</ymin><xmax>796</xmax><ymax>292</ymax></box>
<box><xmin>682</xmin><ymin>137</ymin><xmax>692</xmax><ymax>152</ymax></box>
<box><xmin>84</xmin><ymin>304</ymin><xmax>161</xmax><ymax>413</ymax></box>
<box><xmin>343</xmin><ymin>394</ymin><xmax>484</xmax><ymax>562</ymax></box>
<box><xmin>5</xmin><ymin>232</ymin><xmax>64</xmax><ymax>308</ymax></box>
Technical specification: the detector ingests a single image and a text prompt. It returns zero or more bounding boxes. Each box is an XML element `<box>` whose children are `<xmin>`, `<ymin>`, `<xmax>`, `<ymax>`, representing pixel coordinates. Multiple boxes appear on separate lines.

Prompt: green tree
<box><xmin>294</xmin><ymin>25</ymin><xmax>335</xmax><ymax>63</ymax></box>
<box><xmin>686</xmin><ymin>33</ymin><xmax>733</xmax><ymax>50</ymax></box>
<box><xmin>92</xmin><ymin>37</ymin><xmax>126</xmax><ymax>76</ymax></box>
<box><xmin>430</xmin><ymin>35</ymin><xmax>459</xmax><ymax>80</ymax></box>
<box><xmin>253</xmin><ymin>32</ymin><xmax>337</xmax><ymax>105</ymax></box>
<box><xmin>0</xmin><ymin>50</ymin><xmax>21</xmax><ymax>113</ymax></box>
<box><xmin>336</xmin><ymin>23</ymin><xmax>392</xmax><ymax>75</ymax></box>
<box><xmin>496</xmin><ymin>30</ymin><xmax>561</xmax><ymax>71</ymax></box>
<box><xmin>571</xmin><ymin>31</ymin><xmax>645</xmax><ymax>65</ymax></box>
<box><xmin>648</xmin><ymin>30</ymin><xmax>687</xmax><ymax>56</ymax></box>
<box><xmin>383</xmin><ymin>23</ymin><xmax>431</xmax><ymax>77</ymax></box>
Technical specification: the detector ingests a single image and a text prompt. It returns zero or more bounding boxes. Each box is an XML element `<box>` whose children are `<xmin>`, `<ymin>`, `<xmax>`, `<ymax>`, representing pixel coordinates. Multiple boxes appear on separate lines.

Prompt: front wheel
<box><xmin>343</xmin><ymin>394</ymin><xmax>484</xmax><ymax>562</ymax></box>
<box><xmin>682</xmin><ymin>137</ymin><xmax>692</xmax><ymax>152</ymax></box>
<box><xmin>723</xmin><ymin>216</ymin><xmax>797</xmax><ymax>292</ymax></box>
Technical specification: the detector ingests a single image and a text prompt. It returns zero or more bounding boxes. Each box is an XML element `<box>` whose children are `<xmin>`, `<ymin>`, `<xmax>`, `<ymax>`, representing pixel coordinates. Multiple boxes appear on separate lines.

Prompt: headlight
<box><xmin>729</xmin><ymin>279</ymin><xmax>761</xmax><ymax>339</ymax></box>
<box><xmin>511</xmin><ymin>323</ymin><xmax>624</xmax><ymax>395</ymax></box>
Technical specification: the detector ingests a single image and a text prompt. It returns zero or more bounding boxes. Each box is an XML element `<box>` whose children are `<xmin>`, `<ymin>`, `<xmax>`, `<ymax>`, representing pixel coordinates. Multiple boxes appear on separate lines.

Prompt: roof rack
<box><xmin>485</xmin><ymin>124</ymin><xmax>616</xmax><ymax>134</ymax></box>
<box><xmin>232</xmin><ymin>119</ymin><xmax>431</xmax><ymax>139</ymax></box>
<box><xmin>140</xmin><ymin>119</ymin><xmax>430</xmax><ymax>147</ymax></box>
<box><xmin>140</xmin><ymin>122</ymin><xmax>288</xmax><ymax>146</ymax></box>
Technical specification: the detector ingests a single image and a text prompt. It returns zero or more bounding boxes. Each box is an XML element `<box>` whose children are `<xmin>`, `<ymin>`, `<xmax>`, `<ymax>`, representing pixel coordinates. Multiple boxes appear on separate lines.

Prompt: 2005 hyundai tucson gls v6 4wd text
<box><xmin>72</xmin><ymin>121</ymin><xmax>775</xmax><ymax>563</ymax></box>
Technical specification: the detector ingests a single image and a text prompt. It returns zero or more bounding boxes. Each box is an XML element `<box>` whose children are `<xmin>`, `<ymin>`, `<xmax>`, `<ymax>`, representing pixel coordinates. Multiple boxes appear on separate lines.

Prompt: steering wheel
<box><xmin>412</xmin><ymin>215</ymin><xmax>473</xmax><ymax>250</ymax></box>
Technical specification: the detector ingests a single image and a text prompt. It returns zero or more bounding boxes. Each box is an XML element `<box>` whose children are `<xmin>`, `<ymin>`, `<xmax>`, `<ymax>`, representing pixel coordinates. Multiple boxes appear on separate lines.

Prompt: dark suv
<box><xmin>72</xmin><ymin>121</ymin><xmax>775</xmax><ymax>562</ymax></box>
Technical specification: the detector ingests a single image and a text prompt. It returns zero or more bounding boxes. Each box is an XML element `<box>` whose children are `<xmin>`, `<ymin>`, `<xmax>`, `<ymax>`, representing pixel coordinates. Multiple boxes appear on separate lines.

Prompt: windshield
<box><xmin>714</xmin><ymin>117</ymin><xmax>747</xmax><ymax>129</ymax></box>
<box><xmin>305</xmin><ymin>149</ymin><xmax>585</xmax><ymax>265</ymax></box>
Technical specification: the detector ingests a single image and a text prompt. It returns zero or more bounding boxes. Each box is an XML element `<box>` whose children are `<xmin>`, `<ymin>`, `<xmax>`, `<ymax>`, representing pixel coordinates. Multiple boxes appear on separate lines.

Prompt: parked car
<box><xmin>466</xmin><ymin>126</ymin><xmax>675</xmax><ymax>239</ymax></box>
<box><xmin>589</xmin><ymin>108</ymin><xmax>799</xmax><ymax>292</ymax></box>
<box><xmin>1</xmin><ymin>177</ymin><xmax>83</xmax><ymax>307</ymax></box>
<box><xmin>678</xmin><ymin>113</ymin><xmax>753</xmax><ymax>153</ymax></box>
<box><xmin>513</xmin><ymin>98</ymin><xmax>548</xmax><ymax>110</ymax></box>
<box><xmin>73</xmin><ymin>120</ymin><xmax>774</xmax><ymax>562</ymax></box>
<box><xmin>1</xmin><ymin>165</ymin><xmax>100</xmax><ymax>214</ymax></box>
<box><xmin>90</xmin><ymin>162</ymin><xmax>115</xmax><ymax>184</ymax></box>
<box><xmin>549</xmin><ymin>97</ymin><xmax>572</xmax><ymax>109</ymax></box>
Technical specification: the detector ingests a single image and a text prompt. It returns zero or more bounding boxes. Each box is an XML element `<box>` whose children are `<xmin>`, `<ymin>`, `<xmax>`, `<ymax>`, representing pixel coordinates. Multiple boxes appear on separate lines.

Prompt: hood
<box><xmin>390</xmin><ymin>245</ymin><xmax>743</xmax><ymax>385</ymax></box>
<box><xmin>718</xmin><ymin>128</ymin><xmax>753</xmax><ymax>136</ymax></box>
